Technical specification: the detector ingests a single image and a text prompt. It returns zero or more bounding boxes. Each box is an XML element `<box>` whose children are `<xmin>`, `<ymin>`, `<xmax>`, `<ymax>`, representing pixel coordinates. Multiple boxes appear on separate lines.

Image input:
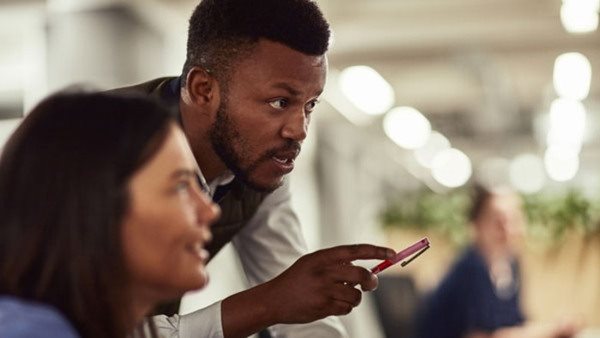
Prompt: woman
<box><xmin>0</xmin><ymin>92</ymin><xmax>219</xmax><ymax>337</ymax></box>
<box><xmin>417</xmin><ymin>185</ymin><xmax>579</xmax><ymax>338</ymax></box>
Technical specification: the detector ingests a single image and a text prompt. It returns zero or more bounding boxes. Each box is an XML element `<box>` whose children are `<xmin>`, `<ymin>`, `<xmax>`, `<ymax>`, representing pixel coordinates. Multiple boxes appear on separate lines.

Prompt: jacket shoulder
<box><xmin>107</xmin><ymin>77</ymin><xmax>176</xmax><ymax>96</ymax></box>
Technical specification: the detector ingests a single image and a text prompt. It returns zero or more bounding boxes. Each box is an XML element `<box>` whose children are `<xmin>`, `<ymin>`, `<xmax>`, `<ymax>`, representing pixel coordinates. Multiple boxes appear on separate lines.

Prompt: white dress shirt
<box><xmin>153</xmin><ymin>173</ymin><xmax>348</xmax><ymax>338</ymax></box>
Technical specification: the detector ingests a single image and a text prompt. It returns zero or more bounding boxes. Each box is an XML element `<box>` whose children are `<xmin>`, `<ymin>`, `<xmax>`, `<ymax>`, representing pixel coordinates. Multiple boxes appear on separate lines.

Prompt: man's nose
<box><xmin>281</xmin><ymin>109</ymin><xmax>308</xmax><ymax>142</ymax></box>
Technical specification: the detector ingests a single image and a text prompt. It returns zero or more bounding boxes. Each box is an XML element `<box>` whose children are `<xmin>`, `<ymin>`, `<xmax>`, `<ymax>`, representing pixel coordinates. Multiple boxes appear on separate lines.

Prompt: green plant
<box><xmin>523</xmin><ymin>190</ymin><xmax>600</xmax><ymax>242</ymax></box>
<box><xmin>381</xmin><ymin>188</ymin><xmax>471</xmax><ymax>244</ymax></box>
<box><xmin>380</xmin><ymin>188</ymin><xmax>600</xmax><ymax>245</ymax></box>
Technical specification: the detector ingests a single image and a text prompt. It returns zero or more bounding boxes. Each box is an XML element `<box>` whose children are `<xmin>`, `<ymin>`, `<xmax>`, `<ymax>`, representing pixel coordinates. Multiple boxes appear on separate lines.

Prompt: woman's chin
<box><xmin>183</xmin><ymin>271</ymin><xmax>210</xmax><ymax>292</ymax></box>
<box><xmin>158</xmin><ymin>272</ymin><xmax>209</xmax><ymax>301</ymax></box>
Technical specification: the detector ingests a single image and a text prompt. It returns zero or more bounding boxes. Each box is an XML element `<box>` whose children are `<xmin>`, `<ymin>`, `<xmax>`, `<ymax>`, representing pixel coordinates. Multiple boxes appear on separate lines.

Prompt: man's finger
<box><xmin>312</xmin><ymin>244</ymin><xmax>395</xmax><ymax>264</ymax></box>
<box><xmin>328</xmin><ymin>298</ymin><xmax>357</xmax><ymax>316</ymax></box>
<box><xmin>328</xmin><ymin>265</ymin><xmax>375</xmax><ymax>285</ymax></box>
<box><xmin>330</xmin><ymin>284</ymin><xmax>362</xmax><ymax>308</ymax></box>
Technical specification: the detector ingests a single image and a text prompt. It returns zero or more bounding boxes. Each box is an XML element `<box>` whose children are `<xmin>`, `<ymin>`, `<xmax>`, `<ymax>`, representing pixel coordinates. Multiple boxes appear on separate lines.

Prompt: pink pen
<box><xmin>371</xmin><ymin>237</ymin><xmax>430</xmax><ymax>274</ymax></box>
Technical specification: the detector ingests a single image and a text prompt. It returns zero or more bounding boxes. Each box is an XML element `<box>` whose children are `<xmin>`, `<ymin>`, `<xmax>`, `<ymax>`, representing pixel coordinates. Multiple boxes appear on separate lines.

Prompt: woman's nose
<box><xmin>195</xmin><ymin>188</ymin><xmax>221</xmax><ymax>226</ymax></box>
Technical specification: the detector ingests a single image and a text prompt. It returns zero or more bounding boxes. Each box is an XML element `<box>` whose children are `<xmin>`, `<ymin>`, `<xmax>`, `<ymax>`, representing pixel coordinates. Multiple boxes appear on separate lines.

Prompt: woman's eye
<box><xmin>175</xmin><ymin>181</ymin><xmax>191</xmax><ymax>192</ymax></box>
<box><xmin>269</xmin><ymin>98</ymin><xmax>289</xmax><ymax>110</ymax></box>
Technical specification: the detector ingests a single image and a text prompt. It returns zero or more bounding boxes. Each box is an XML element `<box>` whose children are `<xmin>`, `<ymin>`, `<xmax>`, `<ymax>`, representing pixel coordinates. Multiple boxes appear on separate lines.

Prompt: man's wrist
<box><xmin>221</xmin><ymin>282</ymin><xmax>279</xmax><ymax>338</ymax></box>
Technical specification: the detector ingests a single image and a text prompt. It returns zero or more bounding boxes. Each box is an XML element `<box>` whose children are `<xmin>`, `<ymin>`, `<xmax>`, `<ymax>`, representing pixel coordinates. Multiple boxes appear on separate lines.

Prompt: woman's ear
<box><xmin>184</xmin><ymin>67</ymin><xmax>220</xmax><ymax>108</ymax></box>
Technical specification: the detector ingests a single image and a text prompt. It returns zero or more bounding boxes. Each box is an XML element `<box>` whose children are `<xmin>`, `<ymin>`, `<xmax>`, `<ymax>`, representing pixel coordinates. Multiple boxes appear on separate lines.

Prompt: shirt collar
<box><xmin>204</xmin><ymin>170</ymin><xmax>236</xmax><ymax>196</ymax></box>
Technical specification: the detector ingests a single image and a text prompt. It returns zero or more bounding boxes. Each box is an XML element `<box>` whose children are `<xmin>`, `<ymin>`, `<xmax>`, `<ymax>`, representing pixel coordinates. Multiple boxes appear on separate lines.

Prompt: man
<box><xmin>115</xmin><ymin>0</ymin><xmax>395</xmax><ymax>337</ymax></box>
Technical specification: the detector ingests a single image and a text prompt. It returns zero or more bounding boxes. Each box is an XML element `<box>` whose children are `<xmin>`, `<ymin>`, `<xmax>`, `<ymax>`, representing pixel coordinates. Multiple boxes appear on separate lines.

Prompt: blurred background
<box><xmin>1</xmin><ymin>0</ymin><xmax>599</xmax><ymax>337</ymax></box>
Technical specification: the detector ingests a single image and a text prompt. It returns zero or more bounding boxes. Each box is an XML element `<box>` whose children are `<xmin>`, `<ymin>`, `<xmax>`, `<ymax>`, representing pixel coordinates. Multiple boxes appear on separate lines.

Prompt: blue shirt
<box><xmin>417</xmin><ymin>246</ymin><xmax>525</xmax><ymax>338</ymax></box>
<box><xmin>0</xmin><ymin>296</ymin><xmax>79</xmax><ymax>338</ymax></box>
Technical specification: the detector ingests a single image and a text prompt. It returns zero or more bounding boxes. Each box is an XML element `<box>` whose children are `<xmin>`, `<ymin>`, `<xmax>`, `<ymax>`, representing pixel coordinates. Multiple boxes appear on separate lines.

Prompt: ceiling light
<box><xmin>509</xmin><ymin>154</ymin><xmax>546</xmax><ymax>193</ymax></box>
<box><xmin>544</xmin><ymin>146</ymin><xmax>580</xmax><ymax>182</ymax></box>
<box><xmin>560</xmin><ymin>2</ymin><xmax>599</xmax><ymax>34</ymax></box>
<box><xmin>383</xmin><ymin>106</ymin><xmax>431</xmax><ymax>149</ymax></box>
<box><xmin>414</xmin><ymin>131</ymin><xmax>451</xmax><ymax>168</ymax></box>
<box><xmin>339</xmin><ymin>65</ymin><xmax>395</xmax><ymax>116</ymax></box>
<box><xmin>431</xmin><ymin>148</ymin><xmax>472</xmax><ymax>188</ymax></box>
<box><xmin>553</xmin><ymin>52</ymin><xmax>592</xmax><ymax>100</ymax></box>
<box><xmin>546</xmin><ymin>98</ymin><xmax>586</xmax><ymax>151</ymax></box>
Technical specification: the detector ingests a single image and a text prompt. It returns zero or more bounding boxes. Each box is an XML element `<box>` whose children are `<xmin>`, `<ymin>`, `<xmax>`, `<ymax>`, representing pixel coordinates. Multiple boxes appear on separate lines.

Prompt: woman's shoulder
<box><xmin>0</xmin><ymin>296</ymin><xmax>79</xmax><ymax>338</ymax></box>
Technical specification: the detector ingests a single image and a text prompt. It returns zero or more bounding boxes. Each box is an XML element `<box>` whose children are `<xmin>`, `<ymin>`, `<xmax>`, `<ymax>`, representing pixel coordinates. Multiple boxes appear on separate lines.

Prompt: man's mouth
<box><xmin>270</xmin><ymin>148</ymin><xmax>299</xmax><ymax>172</ymax></box>
<box><xmin>272</xmin><ymin>155</ymin><xmax>295</xmax><ymax>165</ymax></box>
<box><xmin>274</xmin><ymin>146</ymin><xmax>299</xmax><ymax>161</ymax></box>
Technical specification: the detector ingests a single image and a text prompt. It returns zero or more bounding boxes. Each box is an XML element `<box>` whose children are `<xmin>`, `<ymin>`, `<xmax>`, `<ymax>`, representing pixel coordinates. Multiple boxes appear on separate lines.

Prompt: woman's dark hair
<box><xmin>0</xmin><ymin>91</ymin><xmax>173</xmax><ymax>338</ymax></box>
<box><xmin>182</xmin><ymin>0</ymin><xmax>330</xmax><ymax>86</ymax></box>
<box><xmin>469</xmin><ymin>184</ymin><xmax>494</xmax><ymax>222</ymax></box>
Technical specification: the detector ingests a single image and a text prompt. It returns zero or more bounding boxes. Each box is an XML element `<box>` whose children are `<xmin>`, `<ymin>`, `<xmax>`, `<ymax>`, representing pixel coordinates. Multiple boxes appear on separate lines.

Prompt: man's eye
<box><xmin>269</xmin><ymin>98</ymin><xmax>289</xmax><ymax>109</ymax></box>
<box><xmin>305</xmin><ymin>99</ymin><xmax>320</xmax><ymax>113</ymax></box>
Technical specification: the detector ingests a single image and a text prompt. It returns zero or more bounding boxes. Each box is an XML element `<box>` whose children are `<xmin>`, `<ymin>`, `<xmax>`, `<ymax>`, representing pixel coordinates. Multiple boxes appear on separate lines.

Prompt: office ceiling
<box><xmin>320</xmin><ymin>0</ymin><xmax>599</xmax><ymax>135</ymax></box>
<box><xmin>1</xmin><ymin>0</ymin><xmax>599</xmax><ymax>187</ymax></box>
<box><xmin>3</xmin><ymin>0</ymin><xmax>599</xmax><ymax>137</ymax></box>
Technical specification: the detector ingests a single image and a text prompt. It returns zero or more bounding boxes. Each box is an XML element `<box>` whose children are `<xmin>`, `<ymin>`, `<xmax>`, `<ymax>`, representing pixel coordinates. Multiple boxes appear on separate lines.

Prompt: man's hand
<box><xmin>263</xmin><ymin>244</ymin><xmax>396</xmax><ymax>324</ymax></box>
<box><xmin>221</xmin><ymin>244</ymin><xmax>395</xmax><ymax>338</ymax></box>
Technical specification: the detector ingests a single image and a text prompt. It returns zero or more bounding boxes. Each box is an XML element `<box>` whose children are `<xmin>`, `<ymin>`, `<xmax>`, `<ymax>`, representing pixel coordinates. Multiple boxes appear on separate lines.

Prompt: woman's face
<box><xmin>122</xmin><ymin>124</ymin><xmax>219</xmax><ymax>299</ymax></box>
<box><xmin>478</xmin><ymin>193</ymin><xmax>525</xmax><ymax>251</ymax></box>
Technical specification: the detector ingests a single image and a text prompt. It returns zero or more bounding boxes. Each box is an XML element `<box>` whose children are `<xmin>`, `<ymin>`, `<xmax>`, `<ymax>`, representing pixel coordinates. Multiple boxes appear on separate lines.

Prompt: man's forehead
<box><xmin>241</xmin><ymin>39</ymin><xmax>327</xmax><ymax>67</ymax></box>
<box><xmin>268</xmin><ymin>81</ymin><xmax>325</xmax><ymax>99</ymax></box>
<box><xmin>230</xmin><ymin>43</ymin><xmax>327</xmax><ymax>92</ymax></box>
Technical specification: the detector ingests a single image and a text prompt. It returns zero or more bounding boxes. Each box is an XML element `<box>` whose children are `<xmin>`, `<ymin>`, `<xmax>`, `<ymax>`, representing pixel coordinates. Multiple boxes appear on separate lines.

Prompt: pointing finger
<box><xmin>311</xmin><ymin>244</ymin><xmax>395</xmax><ymax>265</ymax></box>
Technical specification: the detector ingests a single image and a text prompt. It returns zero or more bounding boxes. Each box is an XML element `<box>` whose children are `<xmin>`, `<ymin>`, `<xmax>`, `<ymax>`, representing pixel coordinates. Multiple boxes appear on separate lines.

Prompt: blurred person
<box><xmin>417</xmin><ymin>185</ymin><xmax>580</xmax><ymax>338</ymax></box>
<box><xmin>0</xmin><ymin>92</ymin><xmax>220</xmax><ymax>338</ymax></box>
<box><xmin>113</xmin><ymin>0</ymin><xmax>396</xmax><ymax>337</ymax></box>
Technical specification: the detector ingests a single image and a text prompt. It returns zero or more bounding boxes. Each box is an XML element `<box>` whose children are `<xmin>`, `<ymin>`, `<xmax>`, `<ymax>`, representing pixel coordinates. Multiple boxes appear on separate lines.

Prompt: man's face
<box><xmin>209</xmin><ymin>39</ymin><xmax>327</xmax><ymax>192</ymax></box>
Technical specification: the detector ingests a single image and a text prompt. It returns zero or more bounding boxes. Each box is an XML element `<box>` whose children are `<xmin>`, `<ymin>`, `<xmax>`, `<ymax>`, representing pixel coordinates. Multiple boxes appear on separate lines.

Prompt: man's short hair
<box><xmin>182</xmin><ymin>0</ymin><xmax>330</xmax><ymax>85</ymax></box>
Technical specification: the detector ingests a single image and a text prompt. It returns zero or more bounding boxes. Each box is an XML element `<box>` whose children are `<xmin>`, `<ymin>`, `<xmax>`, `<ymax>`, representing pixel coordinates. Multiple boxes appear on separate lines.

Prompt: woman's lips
<box><xmin>186</xmin><ymin>242</ymin><xmax>209</xmax><ymax>262</ymax></box>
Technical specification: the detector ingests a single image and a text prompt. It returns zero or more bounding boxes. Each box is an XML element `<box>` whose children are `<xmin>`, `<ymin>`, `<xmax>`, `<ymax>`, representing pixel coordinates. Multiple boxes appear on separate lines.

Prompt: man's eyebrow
<box><xmin>272</xmin><ymin>82</ymin><xmax>324</xmax><ymax>98</ymax></box>
<box><xmin>271</xmin><ymin>82</ymin><xmax>301</xmax><ymax>97</ymax></box>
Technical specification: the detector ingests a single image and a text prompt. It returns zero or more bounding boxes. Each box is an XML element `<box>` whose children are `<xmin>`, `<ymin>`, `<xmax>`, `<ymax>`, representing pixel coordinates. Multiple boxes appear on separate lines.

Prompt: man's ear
<box><xmin>184</xmin><ymin>67</ymin><xmax>220</xmax><ymax>107</ymax></box>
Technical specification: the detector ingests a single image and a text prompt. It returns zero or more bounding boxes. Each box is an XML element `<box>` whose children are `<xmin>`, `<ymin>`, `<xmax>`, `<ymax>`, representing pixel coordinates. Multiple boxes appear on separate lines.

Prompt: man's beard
<box><xmin>209</xmin><ymin>102</ymin><xmax>288</xmax><ymax>192</ymax></box>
